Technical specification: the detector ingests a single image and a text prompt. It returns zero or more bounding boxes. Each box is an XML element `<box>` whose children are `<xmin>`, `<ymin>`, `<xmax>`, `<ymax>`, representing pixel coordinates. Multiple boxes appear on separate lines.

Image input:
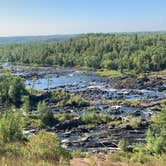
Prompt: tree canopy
<box><xmin>0</xmin><ymin>33</ymin><xmax>166</xmax><ymax>72</ymax></box>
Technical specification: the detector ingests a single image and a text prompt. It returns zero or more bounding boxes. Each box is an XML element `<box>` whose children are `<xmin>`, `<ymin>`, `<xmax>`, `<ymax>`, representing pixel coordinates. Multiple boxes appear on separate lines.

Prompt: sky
<box><xmin>0</xmin><ymin>0</ymin><xmax>166</xmax><ymax>36</ymax></box>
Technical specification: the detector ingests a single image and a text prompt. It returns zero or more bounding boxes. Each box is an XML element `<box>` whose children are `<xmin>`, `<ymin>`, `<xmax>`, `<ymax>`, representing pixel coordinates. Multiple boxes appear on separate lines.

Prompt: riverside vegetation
<box><xmin>0</xmin><ymin>33</ymin><xmax>166</xmax><ymax>72</ymax></box>
<box><xmin>0</xmin><ymin>33</ymin><xmax>166</xmax><ymax>166</ymax></box>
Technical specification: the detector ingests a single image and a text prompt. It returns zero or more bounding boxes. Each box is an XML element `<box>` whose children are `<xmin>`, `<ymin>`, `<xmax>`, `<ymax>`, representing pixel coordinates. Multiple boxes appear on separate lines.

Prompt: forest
<box><xmin>0</xmin><ymin>33</ymin><xmax>166</xmax><ymax>73</ymax></box>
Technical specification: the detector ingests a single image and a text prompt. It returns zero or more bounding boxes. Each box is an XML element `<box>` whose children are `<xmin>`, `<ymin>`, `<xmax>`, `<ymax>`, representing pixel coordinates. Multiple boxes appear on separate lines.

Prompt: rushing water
<box><xmin>24</xmin><ymin>68</ymin><xmax>166</xmax><ymax>100</ymax></box>
<box><xmin>25</xmin><ymin>71</ymin><xmax>106</xmax><ymax>91</ymax></box>
<box><xmin>1</xmin><ymin>63</ymin><xmax>165</xmax><ymax>100</ymax></box>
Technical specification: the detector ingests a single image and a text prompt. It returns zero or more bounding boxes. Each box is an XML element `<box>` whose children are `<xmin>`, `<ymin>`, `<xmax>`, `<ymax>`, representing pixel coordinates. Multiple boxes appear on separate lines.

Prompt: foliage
<box><xmin>0</xmin><ymin>33</ymin><xmax>166</xmax><ymax>72</ymax></box>
<box><xmin>51</xmin><ymin>89</ymin><xmax>89</xmax><ymax>108</ymax></box>
<box><xmin>54</xmin><ymin>113</ymin><xmax>79</xmax><ymax>122</ymax></box>
<box><xmin>66</xmin><ymin>94</ymin><xmax>89</xmax><ymax>107</ymax></box>
<box><xmin>146</xmin><ymin>105</ymin><xmax>166</xmax><ymax>154</ymax></box>
<box><xmin>22</xmin><ymin>95</ymin><xmax>31</xmax><ymax>113</ymax></box>
<box><xmin>82</xmin><ymin>112</ymin><xmax>114</xmax><ymax>125</ymax></box>
<box><xmin>0</xmin><ymin>111</ymin><xmax>24</xmax><ymax>143</ymax></box>
<box><xmin>27</xmin><ymin>130</ymin><xmax>71</xmax><ymax>161</ymax></box>
<box><xmin>71</xmin><ymin>149</ymin><xmax>86</xmax><ymax>158</ymax></box>
<box><xmin>118</xmin><ymin>139</ymin><xmax>128</xmax><ymax>152</ymax></box>
<box><xmin>97</xmin><ymin>69</ymin><xmax>121</xmax><ymax>77</ymax></box>
<box><xmin>2</xmin><ymin>142</ymin><xmax>28</xmax><ymax>157</ymax></box>
<box><xmin>37</xmin><ymin>101</ymin><xmax>56</xmax><ymax>127</ymax></box>
<box><xmin>129</xmin><ymin>118</ymin><xmax>141</xmax><ymax>129</ymax></box>
<box><xmin>107</xmin><ymin>99</ymin><xmax>141</xmax><ymax>107</ymax></box>
<box><xmin>0</xmin><ymin>75</ymin><xmax>26</xmax><ymax>107</ymax></box>
<box><xmin>108</xmin><ymin>120</ymin><xmax>122</xmax><ymax>127</ymax></box>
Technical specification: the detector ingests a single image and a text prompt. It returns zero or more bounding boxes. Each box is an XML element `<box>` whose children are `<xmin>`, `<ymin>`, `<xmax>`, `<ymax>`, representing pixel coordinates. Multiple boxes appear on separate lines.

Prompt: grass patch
<box><xmin>82</xmin><ymin>112</ymin><xmax>114</xmax><ymax>125</ymax></box>
<box><xmin>51</xmin><ymin>89</ymin><xmax>90</xmax><ymax>108</ymax></box>
<box><xmin>107</xmin><ymin>99</ymin><xmax>141</xmax><ymax>107</ymax></box>
<box><xmin>54</xmin><ymin>113</ymin><xmax>79</xmax><ymax>122</ymax></box>
<box><xmin>97</xmin><ymin>69</ymin><xmax>121</xmax><ymax>77</ymax></box>
<box><xmin>108</xmin><ymin>120</ymin><xmax>122</xmax><ymax>127</ymax></box>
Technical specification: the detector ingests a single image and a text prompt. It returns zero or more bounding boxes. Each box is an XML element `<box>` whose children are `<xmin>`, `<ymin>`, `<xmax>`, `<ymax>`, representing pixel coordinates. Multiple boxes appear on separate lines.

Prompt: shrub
<box><xmin>37</xmin><ymin>101</ymin><xmax>57</xmax><ymax>127</ymax></box>
<box><xmin>130</xmin><ymin>151</ymin><xmax>150</xmax><ymax>164</ymax></box>
<box><xmin>118</xmin><ymin>139</ymin><xmax>128</xmax><ymax>152</ymax></box>
<box><xmin>129</xmin><ymin>118</ymin><xmax>141</xmax><ymax>129</ymax></box>
<box><xmin>22</xmin><ymin>95</ymin><xmax>31</xmax><ymax>113</ymax></box>
<box><xmin>82</xmin><ymin>112</ymin><xmax>114</xmax><ymax>125</ymax></box>
<box><xmin>108</xmin><ymin>120</ymin><xmax>122</xmax><ymax>127</ymax></box>
<box><xmin>0</xmin><ymin>111</ymin><xmax>24</xmax><ymax>143</ymax></box>
<box><xmin>27</xmin><ymin>130</ymin><xmax>71</xmax><ymax>162</ymax></box>
<box><xmin>42</xmin><ymin>110</ymin><xmax>57</xmax><ymax>127</ymax></box>
<box><xmin>51</xmin><ymin>89</ymin><xmax>89</xmax><ymax>108</ymax></box>
<box><xmin>97</xmin><ymin>69</ymin><xmax>121</xmax><ymax>77</ymax></box>
<box><xmin>37</xmin><ymin>101</ymin><xmax>47</xmax><ymax>114</ymax></box>
<box><xmin>3</xmin><ymin>142</ymin><xmax>28</xmax><ymax>157</ymax></box>
<box><xmin>0</xmin><ymin>75</ymin><xmax>26</xmax><ymax>107</ymax></box>
<box><xmin>54</xmin><ymin>113</ymin><xmax>79</xmax><ymax>122</ymax></box>
<box><xmin>72</xmin><ymin>149</ymin><xmax>86</xmax><ymax>158</ymax></box>
<box><xmin>146</xmin><ymin>104</ymin><xmax>166</xmax><ymax>155</ymax></box>
<box><xmin>66</xmin><ymin>94</ymin><xmax>89</xmax><ymax>107</ymax></box>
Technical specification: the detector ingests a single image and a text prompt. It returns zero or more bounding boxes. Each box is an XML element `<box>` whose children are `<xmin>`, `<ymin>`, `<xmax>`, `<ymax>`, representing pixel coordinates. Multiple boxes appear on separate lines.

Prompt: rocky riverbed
<box><xmin>2</xmin><ymin>64</ymin><xmax>166</xmax><ymax>153</ymax></box>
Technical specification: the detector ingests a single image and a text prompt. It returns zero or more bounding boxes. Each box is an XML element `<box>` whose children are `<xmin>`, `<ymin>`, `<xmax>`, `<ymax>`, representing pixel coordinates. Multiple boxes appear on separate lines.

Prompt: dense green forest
<box><xmin>0</xmin><ymin>33</ymin><xmax>166</xmax><ymax>72</ymax></box>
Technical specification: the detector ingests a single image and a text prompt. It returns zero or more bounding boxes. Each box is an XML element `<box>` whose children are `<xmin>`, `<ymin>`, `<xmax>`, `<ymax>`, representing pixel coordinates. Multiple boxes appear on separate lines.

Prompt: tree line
<box><xmin>0</xmin><ymin>33</ymin><xmax>166</xmax><ymax>72</ymax></box>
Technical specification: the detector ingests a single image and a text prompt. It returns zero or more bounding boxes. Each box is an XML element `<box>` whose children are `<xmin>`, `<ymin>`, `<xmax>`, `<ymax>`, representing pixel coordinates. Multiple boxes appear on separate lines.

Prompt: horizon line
<box><xmin>0</xmin><ymin>30</ymin><xmax>166</xmax><ymax>38</ymax></box>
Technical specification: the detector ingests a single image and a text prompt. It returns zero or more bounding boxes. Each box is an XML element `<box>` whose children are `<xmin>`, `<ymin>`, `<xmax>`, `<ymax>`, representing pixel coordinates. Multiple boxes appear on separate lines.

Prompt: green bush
<box><xmin>72</xmin><ymin>149</ymin><xmax>86</xmax><ymax>158</ymax></box>
<box><xmin>97</xmin><ymin>69</ymin><xmax>121</xmax><ymax>77</ymax></box>
<box><xmin>146</xmin><ymin>104</ymin><xmax>166</xmax><ymax>154</ymax></box>
<box><xmin>54</xmin><ymin>113</ymin><xmax>79</xmax><ymax>122</ymax></box>
<box><xmin>82</xmin><ymin>112</ymin><xmax>114</xmax><ymax>125</ymax></box>
<box><xmin>130</xmin><ymin>151</ymin><xmax>150</xmax><ymax>164</ymax></box>
<box><xmin>118</xmin><ymin>139</ymin><xmax>128</xmax><ymax>152</ymax></box>
<box><xmin>0</xmin><ymin>75</ymin><xmax>26</xmax><ymax>107</ymax></box>
<box><xmin>41</xmin><ymin>110</ymin><xmax>57</xmax><ymax>127</ymax></box>
<box><xmin>129</xmin><ymin>118</ymin><xmax>141</xmax><ymax>129</ymax></box>
<box><xmin>0</xmin><ymin>111</ymin><xmax>24</xmax><ymax>143</ymax></box>
<box><xmin>108</xmin><ymin>120</ymin><xmax>122</xmax><ymax>127</ymax></box>
<box><xmin>37</xmin><ymin>101</ymin><xmax>57</xmax><ymax>127</ymax></box>
<box><xmin>22</xmin><ymin>95</ymin><xmax>31</xmax><ymax>113</ymax></box>
<box><xmin>3</xmin><ymin>142</ymin><xmax>28</xmax><ymax>157</ymax></box>
<box><xmin>27</xmin><ymin>130</ymin><xmax>71</xmax><ymax>161</ymax></box>
<box><xmin>66</xmin><ymin>94</ymin><xmax>89</xmax><ymax>107</ymax></box>
<box><xmin>51</xmin><ymin>89</ymin><xmax>89</xmax><ymax>108</ymax></box>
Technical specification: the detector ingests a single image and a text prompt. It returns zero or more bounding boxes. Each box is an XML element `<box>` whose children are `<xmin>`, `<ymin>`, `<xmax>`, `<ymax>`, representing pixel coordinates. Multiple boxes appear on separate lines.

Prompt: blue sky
<box><xmin>0</xmin><ymin>0</ymin><xmax>166</xmax><ymax>36</ymax></box>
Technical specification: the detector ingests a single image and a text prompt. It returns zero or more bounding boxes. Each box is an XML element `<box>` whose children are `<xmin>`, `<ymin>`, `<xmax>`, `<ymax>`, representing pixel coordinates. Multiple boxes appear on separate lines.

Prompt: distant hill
<box><xmin>0</xmin><ymin>35</ymin><xmax>78</xmax><ymax>45</ymax></box>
